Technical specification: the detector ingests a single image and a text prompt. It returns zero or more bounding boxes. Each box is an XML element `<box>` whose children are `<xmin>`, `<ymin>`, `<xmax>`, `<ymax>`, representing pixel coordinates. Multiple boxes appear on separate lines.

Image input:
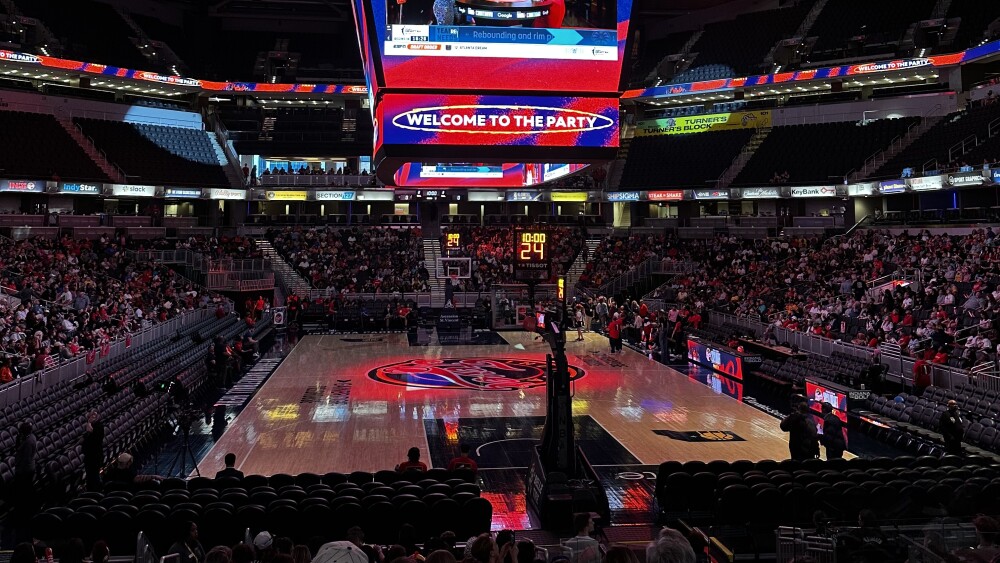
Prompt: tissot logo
<box><xmin>368</xmin><ymin>357</ymin><xmax>584</xmax><ymax>391</ymax></box>
<box><xmin>390</xmin><ymin>105</ymin><xmax>615</xmax><ymax>135</ymax></box>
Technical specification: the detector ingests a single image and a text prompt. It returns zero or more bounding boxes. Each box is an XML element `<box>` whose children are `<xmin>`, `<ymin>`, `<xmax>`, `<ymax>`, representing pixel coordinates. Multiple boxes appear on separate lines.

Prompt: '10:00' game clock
<box><xmin>513</xmin><ymin>230</ymin><xmax>551</xmax><ymax>281</ymax></box>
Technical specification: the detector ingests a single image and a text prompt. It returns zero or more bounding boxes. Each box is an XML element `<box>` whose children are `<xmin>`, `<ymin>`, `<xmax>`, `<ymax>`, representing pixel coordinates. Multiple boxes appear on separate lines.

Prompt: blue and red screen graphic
<box><xmin>686</xmin><ymin>339</ymin><xmax>744</xmax><ymax>381</ymax></box>
<box><xmin>355</xmin><ymin>0</ymin><xmax>633</xmax><ymax>92</ymax></box>
<box><xmin>379</xmin><ymin>93</ymin><xmax>619</xmax><ymax>148</ymax></box>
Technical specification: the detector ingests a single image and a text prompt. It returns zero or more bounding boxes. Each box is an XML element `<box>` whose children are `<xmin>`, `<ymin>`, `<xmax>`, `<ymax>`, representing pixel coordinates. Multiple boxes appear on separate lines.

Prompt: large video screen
<box><xmin>379</xmin><ymin>93</ymin><xmax>619</xmax><ymax>148</ymax></box>
<box><xmin>356</xmin><ymin>0</ymin><xmax>633</xmax><ymax>92</ymax></box>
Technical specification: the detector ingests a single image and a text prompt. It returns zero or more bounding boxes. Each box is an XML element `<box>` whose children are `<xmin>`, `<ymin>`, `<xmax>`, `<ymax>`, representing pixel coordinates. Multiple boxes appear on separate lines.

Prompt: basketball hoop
<box><xmin>450</xmin><ymin>273</ymin><xmax>459</xmax><ymax>286</ymax></box>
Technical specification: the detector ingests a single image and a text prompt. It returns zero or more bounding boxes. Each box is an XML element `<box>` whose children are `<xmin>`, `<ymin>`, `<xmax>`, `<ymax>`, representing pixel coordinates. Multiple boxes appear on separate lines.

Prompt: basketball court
<box><xmin>198</xmin><ymin>330</ymin><xmax>793</xmax><ymax>526</ymax></box>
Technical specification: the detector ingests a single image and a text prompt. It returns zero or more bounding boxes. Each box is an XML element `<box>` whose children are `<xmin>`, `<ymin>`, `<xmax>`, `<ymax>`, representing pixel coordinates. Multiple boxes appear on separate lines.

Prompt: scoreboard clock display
<box><xmin>514</xmin><ymin>230</ymin><xmax>551</xmax><ymax>281</ymax></box>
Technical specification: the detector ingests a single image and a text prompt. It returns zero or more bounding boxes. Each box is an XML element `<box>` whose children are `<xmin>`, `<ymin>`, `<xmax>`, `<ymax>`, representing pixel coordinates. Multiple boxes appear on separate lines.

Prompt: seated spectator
<box><xmin>563</xmin><ymin>513</ymin><xmax>601</xmax><ymax>563</ymax></box>
<box><xmin>646</xmin><ymin>527</ymin><xmax>695</xmax><ymax>563</ymax></box>
<box><xmin>167</xmin><ymin>521</ymin><xmax>206</xmax><ymax>563</ymax></box>
<box><xmin>395</xmin><ymin>446</ymin><xmax>428</xmax><ymax>473</ymax></box>
<box><xmin>215</xmin><ymin>452</ymin><xmax>245</xmax><ymax>479</ymax></box>
<box><xmin>104</xmin><ymin>453</ymin><xmax>161</xmax><ymax>484</ymax></box>
<box><xmin>447</xmin><ymin>444</ymin><xmax>478</xmax><ymax>473</ymax></box>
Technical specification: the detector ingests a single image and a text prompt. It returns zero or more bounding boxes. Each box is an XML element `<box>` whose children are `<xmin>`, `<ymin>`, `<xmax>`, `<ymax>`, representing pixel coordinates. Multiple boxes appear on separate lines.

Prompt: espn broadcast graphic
<box><xmin>391</xmin><ymin>161</ymin><xmax>588</xmax><ymax>187</ymax></box>
<box><xmin>354</xmin><ymin>0</ymin><xmax>633</xmax><ymax>92</ymax></box>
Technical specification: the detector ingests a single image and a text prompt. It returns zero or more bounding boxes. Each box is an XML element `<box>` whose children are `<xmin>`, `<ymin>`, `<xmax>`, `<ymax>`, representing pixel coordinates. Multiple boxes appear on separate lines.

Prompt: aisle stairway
<box><xmin>569</xmin><ymin>239</ymin><xmax>602</xmax><ymax>298</ymax></box>
<box><xmin>716</xmin><ymin>127</ymin><xmax>772</xmax><ymax>188</ymax></box>
<box><xmin>53</xmin><ymin>112</ymin><xmax>125</xmax><ymax>183</ymax></box>
<box><xmin>257</xmin><ymin>239</ymin><xmax>314</xmax><ymax>297</ymax></box>
<box><xmin>423</xmin><ymin>238</ymin><xmax>447</xmax><ymax>308</ymax></box>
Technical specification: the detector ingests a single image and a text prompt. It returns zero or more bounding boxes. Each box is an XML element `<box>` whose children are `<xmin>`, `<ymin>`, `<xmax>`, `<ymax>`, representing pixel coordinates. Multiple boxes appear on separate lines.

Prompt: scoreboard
<box><xmin>514</xmin><ymin>230</ymin><xmax>551</xmax><ymax>281</ymax></box>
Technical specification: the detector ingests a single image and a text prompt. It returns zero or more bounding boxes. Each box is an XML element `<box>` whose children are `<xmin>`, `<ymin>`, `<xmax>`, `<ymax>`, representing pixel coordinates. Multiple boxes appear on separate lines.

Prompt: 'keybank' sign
<box><xmin>379</xmin><ymin>94</ymin><xmax>619</xmax><ymax>148</ymax></box>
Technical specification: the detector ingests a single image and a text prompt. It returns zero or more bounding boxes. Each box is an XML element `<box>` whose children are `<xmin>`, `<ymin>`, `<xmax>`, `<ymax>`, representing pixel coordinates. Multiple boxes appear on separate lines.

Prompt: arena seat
<box><xmin>0</xmin><ymin>111</ymin><xmax>109</xmax><ymax>181</ymax></box>
<box><xmin>73</xmin><ymin>118</ymin><xmax>229</xmax><ymax>187</ymax></box>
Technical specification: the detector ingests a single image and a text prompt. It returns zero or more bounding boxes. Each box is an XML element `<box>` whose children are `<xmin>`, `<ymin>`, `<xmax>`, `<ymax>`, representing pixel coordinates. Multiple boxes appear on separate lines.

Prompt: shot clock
<box><xmin>514</xmin><ymin>230</ymin><xmax>551</xmax><ymax>281</ymax></box>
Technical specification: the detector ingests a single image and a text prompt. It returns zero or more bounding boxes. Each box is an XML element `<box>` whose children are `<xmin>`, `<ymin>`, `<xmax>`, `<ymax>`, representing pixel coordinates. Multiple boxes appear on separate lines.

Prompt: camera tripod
<box><xmin>166</xmin><ymin>423</ymin><xmax>202</xmax><ymax>478</ymax></box>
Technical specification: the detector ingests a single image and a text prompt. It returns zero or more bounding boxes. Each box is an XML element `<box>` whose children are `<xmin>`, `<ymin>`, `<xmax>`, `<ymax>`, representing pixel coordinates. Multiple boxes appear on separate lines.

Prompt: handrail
<box><xmin>948</xmin><ymin>134</ymin><xmax>978</xmax><ymax>162</ymax></box>
<box><xmin>922</xmin><ymin>157</ymin><xmax>939</xmax><ymax>174</ymax></box>
<box><xmin>989</xmin><ymin>117</ymin><xmax>1000</xmax><ymax>138</ymax></box>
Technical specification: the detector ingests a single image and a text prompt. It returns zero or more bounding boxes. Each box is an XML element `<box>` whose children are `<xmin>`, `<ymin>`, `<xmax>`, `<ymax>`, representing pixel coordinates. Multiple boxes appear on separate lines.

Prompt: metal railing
<box><xmin>0</xmin><ymin>307</ymin><xmax>216</xmax><ymax>408</ymax></box>
<box><xmin>948</xmin><ymin>134</ymin><xmax>978</xmax><ymax>162</ymax></box>
<box><xmin>258</xmin><ymin>174</ymin><xmax>377</xmax><ymax>187</ymax></box>
<box><xmin>709</xmin><ymin>310</ymin><xmax>876</xmax><ymax>361</ymax></box>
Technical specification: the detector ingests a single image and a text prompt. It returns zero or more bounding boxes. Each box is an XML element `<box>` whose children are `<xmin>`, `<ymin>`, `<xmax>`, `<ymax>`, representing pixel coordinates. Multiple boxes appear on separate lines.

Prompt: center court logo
<box><xmin>368</xmin><ymin>357</ymin><xmax>584</xmax><ymax>390</ymax></box>
<box><xmin>390</xmin><ymin>105</ymin><xmax>615</xmax><ymax>135</ymax></box>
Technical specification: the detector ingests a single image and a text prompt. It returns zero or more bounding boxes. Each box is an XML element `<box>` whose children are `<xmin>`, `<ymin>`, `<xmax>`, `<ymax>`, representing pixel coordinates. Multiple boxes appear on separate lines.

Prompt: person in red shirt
<box><xmin>913</xmin><ymin>359</ymin><xmax>932</xmax><ymax>396</ymax></box>
<box><xmin>398</xmin><ymin>305</ymin><xmax>412</xmax><ymax>327</ymax></box>
<box><xmin>932</xmin><ymin>347</ymin><xmax>949</xmax><ymax>364</ymax></box>
<box><xmin>396</xmin><ymin>447</ymin><xmax>428</xmax><ymax>473</ymax></box>
<box><xmin>688</xmin><ymin>311</ymin><xmax>702</xmax><ymax>330</ymax></box>
<box><xmin>531</xmin><ymin>0</ymin><xmax>565</xmax><ymax>28</ymax></box>
<box><xmin>607</xmin><ymin>314</ymin><xmax>623</xmax><ymax>353</ymax></box>
<box><xmin>446</xmin><ymin>444</ymin><xmax>478</xmax><ymax>474</ymax></box>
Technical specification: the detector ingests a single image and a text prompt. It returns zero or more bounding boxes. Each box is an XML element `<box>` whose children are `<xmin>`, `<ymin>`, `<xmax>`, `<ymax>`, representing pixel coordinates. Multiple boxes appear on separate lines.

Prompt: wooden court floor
<box><xmin>198</xmin><ymin>332</ymin><xmax>794</xmax><ymax>477</ymax></box>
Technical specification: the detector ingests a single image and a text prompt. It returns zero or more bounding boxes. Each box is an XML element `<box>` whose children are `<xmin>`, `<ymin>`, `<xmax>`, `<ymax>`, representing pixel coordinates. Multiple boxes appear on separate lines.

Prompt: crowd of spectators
<box><xmin>579</xmin><ymin>234</ymin><xmax>676</xmax><ymax>289</ymax></box>
<box><xmin>440</xmin><ymin>227</ymin><xmax>584</xmax><ymax>291</ymax></box>
<box><xmin>143</xmin><ymin>235</ymin><xmax>265</xmax><ymax>261</ymax></box>
<box><xmin>0</xmin><ymin>234</ymin><xmax>218</xmax><ymax>377</ymax></box>
<box><xmin>639</xmin><ymin>229</ymin><xmax>1000</xmax><ymax>365</ymax></box>
<box><xmin>269</xmin><ymin>227</ymin><xmax>429</xmax><ymax>294</ymax></box>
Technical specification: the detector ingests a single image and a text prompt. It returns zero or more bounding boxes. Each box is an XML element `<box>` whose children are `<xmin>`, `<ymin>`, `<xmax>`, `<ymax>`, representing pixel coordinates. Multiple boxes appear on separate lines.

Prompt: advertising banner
<box><xmin>550</xmin><ymin>192</ymin><xmax>589</xmax><ymax>202</ymax></box>
<box><xmin>693</xmin><ymin>189</ymin><xmax>729</xmax><ymax>200</ymax></box>
<box><xmin>265</xmin><ymin>190</ymin><xmax>308</xmax><ymax>201</ymax></box>
<box><xmin>111</xmin><ymin>184</ymin><xmax>156</xmax><ymax>197</ymax></box>
<box><xmin>908</xmin><ymin>175</ymin><xmax>944</xmax><ymax>191</ymax></box>
<box><xmin>507</xmin><ymin>191</ymin><xmax>542</xmax><ymax>202</ymax></box>
<box><xmin>314</xmin><ymin>191</ymin><xmax>357</xmax><ymax>201</ymax></box>
<box><xmin>164</xmin><ymin>188</ymin><xmax>203</xmax><ymax>198</ymax></box>
<box><xmin>59</xmin><ymin>182</ymin><xmax>102</xmax><ymax>195</ymax></box>
<box><xmin>847</xmin><ymin>183</ymin><xmax>874</xmax><ymax>196</ymax></box>
<box><xmin>606</xmin><ymin>191</ymin><xmax>640</xmax><ymax>202</ymax></box>
<box><xmin>647</xmin><ymin>190</ymin><xmax>684</xmax><ymax>201</ymax></box>
<box><xmin>739</xmin><ymin>187</ymin><xmax>781</xmax><ymax>199</ymax></box>
<box><xmin>992</xmin><ymin>169</ymin><xmax>1000</xmax><ymax>184</ymax></box>
<box><xmin>206</xmin><ymin>188</ymin><xmax>247</xmax><ymax>200</ymax></box>
<box><xmin>948</xmin><ymin>171</ymin><xmax>985</xmax><ymax>187</ymax></box>
<box><xmin>0</xmin><ymin>179</ymin><xmax>44</xmax><ymax>193</ymax></box>
<box><xmin>634</xmin><ymin>110</ymin><xmax>771</xmax><ymax>137</ymax></box>
<box><xmin>380</xmin><ymin>93</ymin><xmax>619</xmax><ymax>148</ymax></box>
<box><xmin>790</xmin><ymin>185</ymin><xmax>837</xmax><ymax>198</ymax></box>
<box><xmin>878</xmin><ymin>180</ymin><xmax>907</xmax><ymax>194</ymax></box>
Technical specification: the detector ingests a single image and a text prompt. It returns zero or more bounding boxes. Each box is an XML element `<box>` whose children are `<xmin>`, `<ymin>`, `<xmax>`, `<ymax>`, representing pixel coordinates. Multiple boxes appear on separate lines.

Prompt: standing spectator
<box><xmin>82</xmin><ymin>410</ymin><xmax>105</xmax><ymax>491</ymax></box>
<box><xmin>608</xmin><ymin>314</ymin><xmax>623</xmax><ymax>354</ymax></box>
<box><xmin>820</xmin><ymin>403</ymin><xmax>846</xmax><ymax>460</ymax></box>
<box><xmin>396</xmin><ymin>446</ymin><xmax>428</xmax><ymax>473</ymax></box>
<box><xmin>939</xmin><ymin>400</ymin><xmax>965</xmax><ymax>456</ymax></box>
<box><xmin>780</xmin><ymin>401</ymin><xmax>819</xmax><ymax>461</ymax></box>
<box><xmin>574</xmin><ymin>304</ymin><xmax>585</xmax><ymax>342</ymax></box>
